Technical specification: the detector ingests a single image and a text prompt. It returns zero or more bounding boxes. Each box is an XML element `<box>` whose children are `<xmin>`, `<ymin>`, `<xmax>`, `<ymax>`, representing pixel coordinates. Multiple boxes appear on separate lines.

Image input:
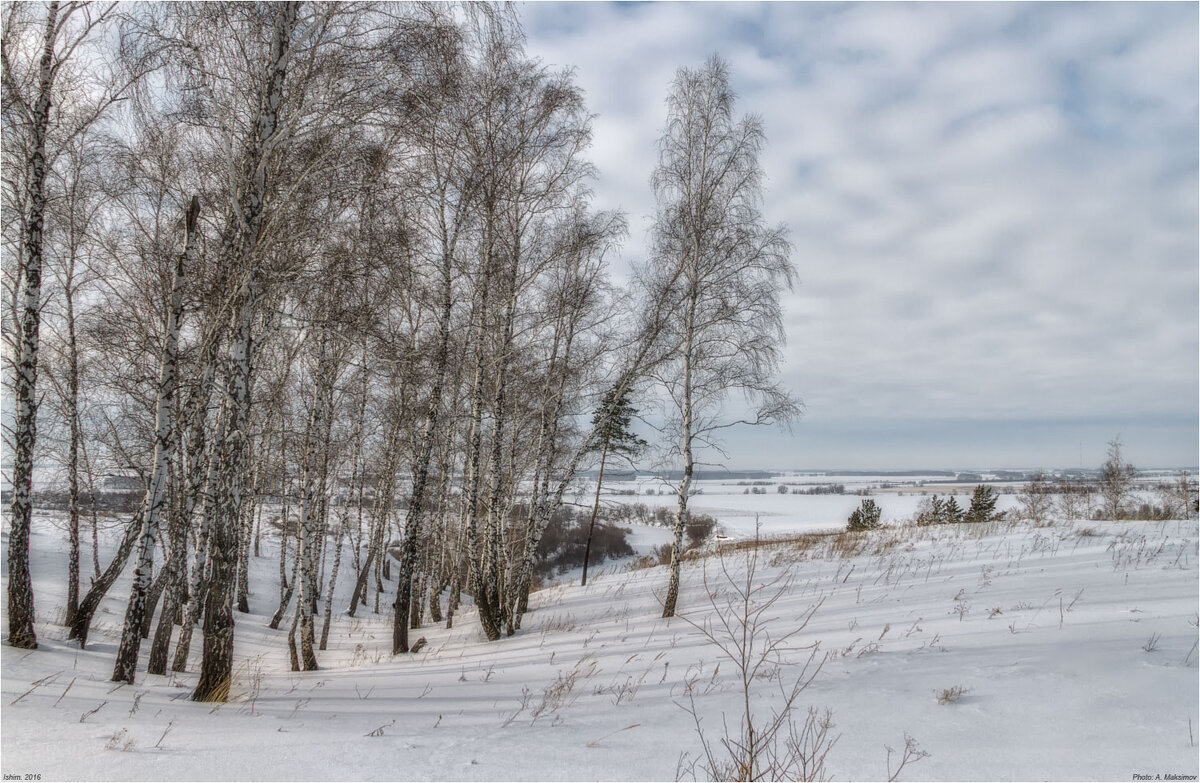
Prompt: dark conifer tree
<box><xmin>581</xmin><ymin>386</ymin><xmax>647</xmax><ymax>586</ymax></box>
<box><xmin>965</xmin><ymin>485</ymin><xmax>1001</xmax><ymax>524</ymax></box>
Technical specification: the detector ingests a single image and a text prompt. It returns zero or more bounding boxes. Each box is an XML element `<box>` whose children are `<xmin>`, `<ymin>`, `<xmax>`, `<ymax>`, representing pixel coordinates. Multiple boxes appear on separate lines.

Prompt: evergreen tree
<box><xmin>917</xmin><ymin>495</ymin><xmax>947</xmax><ymax>526</ymax></box>
<box><xmin>847</xmin><ymin>499</ymin><xmax>882</xmax><ymax>531</ymax></box>
<box><xmin>582</xmin><ymin>386</ymin><xmax>647</xmax><ymax>586</ymax></box>
<box><xmin>943</xmin><ymin>496</ymin><xmax>965</xmax><ymax>524</ymax></box>
<box><xmin>965</xmin><ymin>485</ymin><xmax>1001</xmax><ymax>524</ymax></box>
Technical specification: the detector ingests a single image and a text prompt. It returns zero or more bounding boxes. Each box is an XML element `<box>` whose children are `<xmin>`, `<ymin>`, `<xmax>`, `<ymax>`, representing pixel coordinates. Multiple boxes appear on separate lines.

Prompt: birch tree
<box><xmin>389</xmin><ymin>18</ymin><xmax>477</xmax><ymax>654</ymax></box>
<box><xmin>40</xmin><ymin>136</ymin><xmax>102</xmax><ymax>626</ymax></box>
<box><xmin>2</xmin><ymin>0</ymin><xmax>135</xmax><ymax>649</ymax></box>
<box><xmin>463</xmin><ymin>31</ymin><xmax>596</xmax><ymax>641</ymax></box>
<box><xmin>1099</xmin><ymin>437</ymin><xmax>1138</xmax><ymax>520</ymax></box>
<box><xmin>647</xmin><ymin>56</ymin><xmax>797</xmax><ymax>618</ymax></box>
<box><xmin>111</xmin><ymin>195</ymin><xmax>198</xmax><ymax>683</ymax></box>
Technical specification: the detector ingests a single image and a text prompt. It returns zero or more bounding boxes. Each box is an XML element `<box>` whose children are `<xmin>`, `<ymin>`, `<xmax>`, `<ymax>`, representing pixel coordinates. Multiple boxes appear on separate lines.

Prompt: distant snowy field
<box><xmin>583</xmin><ymin>473</ymin><xmax>1026</xmax><ymax>537</ymax></box>
<box><xmin>2</xmin><ymin>500</ymin><xmax>1197</xmax><ymax>781</ymax></box>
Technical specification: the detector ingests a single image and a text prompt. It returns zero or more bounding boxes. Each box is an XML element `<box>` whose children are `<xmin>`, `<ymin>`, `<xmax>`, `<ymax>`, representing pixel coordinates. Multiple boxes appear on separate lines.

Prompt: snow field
<box><xmin>591</xmin><ymin>476</ymin><xmax>1024</xmax><ymax>537</ymax></box>
<box><xmin>2</xmin><ymin>509</ymin><xmax>1197</xmax><ymax>781</ymax></box>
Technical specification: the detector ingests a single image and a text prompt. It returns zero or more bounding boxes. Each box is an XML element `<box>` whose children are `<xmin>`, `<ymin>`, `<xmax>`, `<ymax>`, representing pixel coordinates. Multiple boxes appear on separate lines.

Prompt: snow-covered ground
<box><xmin>2</xmin><ymin>504</ymin><xmax>1197</xmax><ymax>781</ymax></box>
<box><xmin>587</xmin><ymin>475</ymin><xmax>1025</xmax><ymax>537</ymax></box>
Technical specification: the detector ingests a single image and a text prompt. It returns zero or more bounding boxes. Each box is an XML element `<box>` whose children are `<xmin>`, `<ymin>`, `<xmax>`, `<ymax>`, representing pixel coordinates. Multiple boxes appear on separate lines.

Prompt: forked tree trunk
<box><xmin>173</xmin><ymin>397</ymin><xmax>225</xmax><ymax>672</ymax></box>
<box><xmin>154</xmin><ymin>321</ymin><xmax>221</xmax><ymax>670</ymax></box>
<box><xmin>393</xmin><ymin>247</ymin><xmax>454</xmax><ymax>654</ymax></box>
<box><xmin>318</xmin><ymin>515</ymin><xmax>345</xmax><ymax>651</ymax></box>
<box><xmin>193</xmin><ymin>286</ymin><xmax>258</xmax><ymax>701</ymax></box>
<box><xmin>112</xmin><ymin>195</ymin><xmax>197</xmax><ymax>683</ymax></box>
<box><xmin>479</xmin><ymin>288</ymin><xmax>518</xmax><ymax>640</ymax></box>
<box><xmin>512</xmin><ymin>307</ymin><xmax>581</xmax><ymax>625</ymax></box>
<box><xmin>68</xmin><ymin>510</ymin><xmax>141</xmax><ymax>648</ymax></box>
<box><xmin>463</xmin><ymin>263</ymin><xmax>499</xmax><ymax>640</ymax></box>
<box><xmin>293</xmin><ymin>333</ymin><xmax>332</xmax><ymax>671</ymax></box>
<box><xmin>147</xmin><ymin>475</ymin><xmax>189</xmax><ymax>674</ymax></box>
<box><xmin>268</xmin><ymin>537</ymin><xmax>300</xmax><ymax>629</ymax></box>
<box><xmin>192</xmin><ymin>1</ymin><xmax>298</xmax><ymax>703</ymax></box>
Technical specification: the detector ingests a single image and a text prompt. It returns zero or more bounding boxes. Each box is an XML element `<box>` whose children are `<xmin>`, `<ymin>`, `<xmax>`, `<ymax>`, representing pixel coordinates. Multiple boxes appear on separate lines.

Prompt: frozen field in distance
<box><xmin>589</xmin><ymin>474</ymin><xmax>1024</xmax><ymax>537</ymax></box>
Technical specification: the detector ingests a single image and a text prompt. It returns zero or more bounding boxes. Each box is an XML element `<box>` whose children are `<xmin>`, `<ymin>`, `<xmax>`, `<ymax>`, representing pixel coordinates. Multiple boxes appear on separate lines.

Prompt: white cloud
<box><xmin>521</xmin><ymin>1</ymin><xmax>1198</xmax><ymax>467</ymax></box>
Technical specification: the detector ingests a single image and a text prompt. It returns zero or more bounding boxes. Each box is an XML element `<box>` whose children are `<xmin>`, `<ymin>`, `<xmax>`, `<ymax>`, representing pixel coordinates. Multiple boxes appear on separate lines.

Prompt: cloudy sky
<box><xmin>521</xmin><ymin>2</ymin><xmax>1198</xmax><ymax>471</ymax></box>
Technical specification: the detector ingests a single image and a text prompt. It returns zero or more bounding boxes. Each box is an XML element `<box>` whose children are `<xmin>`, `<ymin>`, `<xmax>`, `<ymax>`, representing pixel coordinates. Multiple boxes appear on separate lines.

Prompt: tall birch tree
<box><xmin>647</xmin><ymin>56</ymin><xmax>797</xmax><ymax>618</ymax></box>
<box><xmin>2</xmin><ymin>0</ymin><xmax>134</xmax><ymax>649</ymax></box>
<box><xmin>112</xmin><ymin>195</ymin><xmax>198</xmax><ymax>683</ymax></box>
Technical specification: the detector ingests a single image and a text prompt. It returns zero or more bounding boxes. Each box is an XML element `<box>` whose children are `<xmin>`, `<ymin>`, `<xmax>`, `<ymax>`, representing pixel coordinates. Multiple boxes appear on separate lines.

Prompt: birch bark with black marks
<box><xmin>392</xmin><ymin>242</ymin><xmax>456</xmax><ymax>654</ymax></box>
<box><xmin>192</xmin><ymin>0</ymin><xmax>299</xmax><ymax>703</ymax></box>
<box><xmin>70</xmin><ymin>306</ymin><xmax>222</xmax><ymax>655</ymax></box>
<box><xmin>661</xmin><ymin>290</ymin><xmax>696</xmax><ymax>619</ymax></box>
<box><xmin>463</xmin><ymin>233</ymin><xmax>499</xmax><ymax>640</ymax></box>
<box><xmin>147</xmin><ymin>460</ymin><xmax>189</xmax><ymax>674</ymax></box>
<box><xmin>5</xmin><ymin>0</ymin><xmax>59</xmax><ymax>651</ymax></box>
<box><xmin>193</xmin><ymin>279</ymin><xmax>259</xmax><ymax>700</ymax></box>
<box><xmin>172</xmin><ymin>349</ymin><xmax>226</xmax><ymax>672</ymax></box>
<box><xmin>236</xmin><ymin>449</ymin><xmax>262</xmax><ymax>614</ymax></box>
<box><xmin>318</xmin><ymin>512</ymin><xmax>345</xmax><ymax>651</ymax></box>
<box><xmin>291</xmin><ymin>330</ymin><xmax>332</xmax><ymax>671</ymax></box>
<box><xmin>150</xmin><ymin>273</ymin><xmax>225</xmax><ymax>670</ymax></box>
<box><xmin>67</xmin><ymin>507</ymin><xmax>141</xmax><ymax>648</ymax></box>
<box><xmin>112</xmin><ymin>195</ymin><xmax>199</xmax><ymax>683</ymax></box>
<box><xmin>348</xmin><ymin>417</ymin><xmax>402</xmax><ymax>617</ymax></box>
<box><xmin>58</xmin><ymin>230</ymin><xmax>84</xmax><ymax>625</ymax></box>
<box><xmin>267</xmin><ymin>528</ymin><xmax>299</xmax><ymax>626</ymax></box>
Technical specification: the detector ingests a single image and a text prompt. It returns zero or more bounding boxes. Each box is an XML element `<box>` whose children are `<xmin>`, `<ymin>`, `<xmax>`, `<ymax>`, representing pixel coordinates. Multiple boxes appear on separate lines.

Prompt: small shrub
<box><xmin>629</xmin><ymin>555</ymin><xmax>658</xmax><ymax>571</ymax></box>
<box><xmin>1018</xmin><ymin>473</ymin><xmax>1054</xmax><ymax>523</ymax></box>
<box><xmin>847</xmin><ymin>499</ymin><xmax>882</xmax><ymax>531</ymax></box>
<box><xmin>676</xmin><ymin>529</ymin><xmax>834</xmax><ymax>783</ymax></box>
<box><xmin>655</xmin><ymin>543</ymin><xmax>674</xmax><ymax>565</ymax></box>
<box><xmin>935</xmin><ymin>685</ymin><xmax>969</xmax><ymax>704</ymax></box>
<box><xmin>686</xmin><ymin>513</ymin><xmax>717</xmax><ymax>547</ymax></box>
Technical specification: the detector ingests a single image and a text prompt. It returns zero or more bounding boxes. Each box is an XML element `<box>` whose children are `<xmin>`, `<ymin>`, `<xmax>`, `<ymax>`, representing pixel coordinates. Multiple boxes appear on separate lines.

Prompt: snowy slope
<box><xmin>2</xmin><ymin>510</ymin><xmax>1197</xmax><ymax>781</ymax></box>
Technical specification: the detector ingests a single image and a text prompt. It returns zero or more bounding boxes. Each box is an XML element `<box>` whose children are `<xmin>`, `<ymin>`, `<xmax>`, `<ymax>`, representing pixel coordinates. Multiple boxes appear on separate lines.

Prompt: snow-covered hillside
<box><xmin>2</xmin><ymin>511</ymin><xmax>1197</xmax><ymax>781</ymax></box>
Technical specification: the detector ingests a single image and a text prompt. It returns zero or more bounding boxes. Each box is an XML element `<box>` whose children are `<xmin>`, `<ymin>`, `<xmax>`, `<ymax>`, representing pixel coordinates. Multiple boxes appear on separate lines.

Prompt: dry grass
<box><xmin>935</xmin><ymin>685</ymin><xmax>969</xmax><ymax>704</ymax></box>
<box><xmin>629</xmin><ymin>555</ymin><xmax>659</xmax><ymax>571</ymax></box>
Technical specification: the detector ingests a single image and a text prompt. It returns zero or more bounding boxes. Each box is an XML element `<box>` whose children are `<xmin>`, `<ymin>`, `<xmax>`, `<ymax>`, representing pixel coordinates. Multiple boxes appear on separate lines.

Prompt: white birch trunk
<box><xmin>113</xmin><ymin>195</ymin><xmax>199</xmax><ymax>682</ymax></box>
<box><xmin>7</xmin><ymin>0</ymin><xmax>59</xmax><ymax>651</ymax></box>
<box><xmin>193</xmin><ymin>0</ymin><xmax>298</xmax><ymax>703</ymax></box>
